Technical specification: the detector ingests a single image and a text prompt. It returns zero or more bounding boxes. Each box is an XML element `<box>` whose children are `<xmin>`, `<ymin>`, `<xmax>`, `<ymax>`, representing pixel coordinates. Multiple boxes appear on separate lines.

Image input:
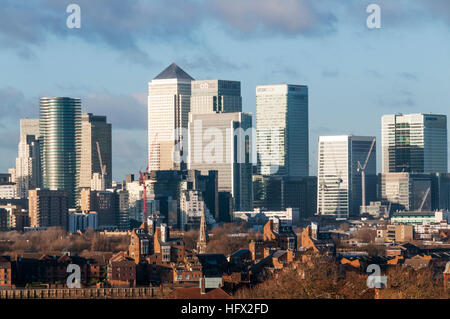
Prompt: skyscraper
<box><xmin>188</xmin><ymin>112</ymin><xmax>253</xmax><ymax>211</ymax></box>
<box><xmin>148</xmin><ymin>63</ymin><xmax>193</xmax><ymax>171</ymax></box>
<box><xmin>79</xmin><ymin>113</ymin><xmax>112</xmax><ymax>190</ymax></box>
<box><xmin>256</xmin><ymin>84</ymin><xmax>309</xmax><ymax>177</ymax></box>
<box><xmin>382</xmin><ymin>113</ymin><xmax>447</xmax><ymax>173</ymax></box>
<box><xmin>15</xmin><ymin>119</ymin><xmax>41</xmax><ymax>198</ymax></box>
<box><xmin>190</xmin><ymin>80</ymin><xmax>242</xmax><ymax>114</ymax></box>
<box><xmin>40</xmin><ymin>97</ymin><xmax>81</xmax><ymax>207</ymax></box>
<box><xmin>317</xmin><ymin>135</ymin><xmax>377</xmax><ymax>219</ymax></box>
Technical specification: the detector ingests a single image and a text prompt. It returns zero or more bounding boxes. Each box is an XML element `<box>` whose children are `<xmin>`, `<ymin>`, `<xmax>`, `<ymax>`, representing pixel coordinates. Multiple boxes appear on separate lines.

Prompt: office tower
<box><xmin>15</xmin><ymin>119</ymin><xmax>41</xmax><ymax>198</ymax></box>
<box><xmin>382</xmin><ymin>113</ymin><xmax>447</xmax><ymax>173</ymax></box>
<box><xmin>432</xmin><ymin>173</ymin><xmax>450</xmax><ymax>211</ymax></box>
<box><xmin>380</xmin><ymin>173</ymin><xmax>433</xmax><ymax>212</ymax></box>
<box><xmin>188</xmin><ymin>112</ymin><xmax>253</xmax><ymax>211</ymax></box>
<box><xmin>256</xmin><ymin>84</ymin><xmax>309</xmax><ymax>177</ymax></box>
<box><xmin>190</xmin><ymin>80</ymin><xmax>242</xmax><ymax>114</ymax></box>
<box><xmin>40</xmin><ymin>97</ymin><xmax>81</xmax><ymax>207</ymax></box>
<box><xmin>317</xmin><ymin>136</ymin><xmax>376</xmax><ymax>219</ymax></box>
<box><xmin>28</xmin><ymin>189</ymin><xmax>68</xmax><ymax>229</ymax></box>
<box><xmin>79</xmin><ymin>113</ymin><xmax>112</xmax><ymax>190</ymax></box>
<box><xmin>253</xmin><ymin>175</ymin><xmax>317</xmax><ymax>218</ymax></box>
<box><xmin>148</xmin><ymin>63</ymin><xmax>193</xmax><ymax>171</ymax></box>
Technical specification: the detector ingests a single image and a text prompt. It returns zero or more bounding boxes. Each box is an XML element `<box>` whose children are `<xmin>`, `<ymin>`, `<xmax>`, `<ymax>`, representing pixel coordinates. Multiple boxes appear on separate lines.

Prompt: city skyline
<box><xmin>1</xmin><ymin>1</ymin><xmax>450</xmax><ymax>180</ymax></box>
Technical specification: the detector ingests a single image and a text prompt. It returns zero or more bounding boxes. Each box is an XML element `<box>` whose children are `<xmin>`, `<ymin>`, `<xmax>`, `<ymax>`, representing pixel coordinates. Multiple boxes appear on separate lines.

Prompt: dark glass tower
<box><xmin>40</xmin><ymin>97</ymin><xmax>81</xmax><ymax>207</ymax></box>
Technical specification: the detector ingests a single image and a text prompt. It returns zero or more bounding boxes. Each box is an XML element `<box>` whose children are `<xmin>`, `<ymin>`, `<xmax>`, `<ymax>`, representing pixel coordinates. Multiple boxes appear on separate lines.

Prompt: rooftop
<box><xmin>154</xmin><ymin>63</ymin><xmax>194</xmax><ymax>80</ymax></box>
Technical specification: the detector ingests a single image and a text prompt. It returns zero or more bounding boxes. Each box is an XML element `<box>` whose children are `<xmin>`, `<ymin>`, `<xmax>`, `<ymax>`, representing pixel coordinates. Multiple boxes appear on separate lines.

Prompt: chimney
<box><xmin>199</xmin><ymin>277</ymin><xmax>206</xmax><ymax>294</ymax></box>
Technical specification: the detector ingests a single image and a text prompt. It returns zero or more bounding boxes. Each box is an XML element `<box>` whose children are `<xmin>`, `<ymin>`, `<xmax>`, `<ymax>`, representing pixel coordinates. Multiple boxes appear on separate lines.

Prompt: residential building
<box><xmin>0</xmin><ymin>204</ymin><xmax>29</xmax><ymax>231</ymax></box>
<box><xmin>382</xmin><ymin>113</ymin><xmax>447</xmax><ymax>173</ymax></box>
<box><xmin>40</xmin><ymin>97</ymin><xmax>81</xmax><ymax>207</ymax></box>
<box><xmin>148</xmin><ymin>63</ymin><xmax>193</xmax><ymax>171</ymax></box>
<box><xmin>377</xmin><ymin>224</ymin><xmax>414</xmax><ymax>242</ymax></box>
<box><xmin>317</xmin><ymin>135</ymin><xmax>377</xmax><ymax>219</ymax></box>
<box><xmin>68</xmin><ymin>211</ymin><xmax>98</xmax><ymax>233</ymax></box>
<box><xmin>80</xmin><ymin>188</ymin><xmax>117</xmax><ymax>228</ymax></box>
<box><xmin>79</xmin><ymin>113</ymin><xmax>112</xmax><ymax>190</ymax></box>
<box><xmin>28</xmin><ymin>189</ymin><xmax>69</xmax><ymax>229</ymax></box>
<box><xmin>256</xmin><ymin>84</ymin><xmax>309</xmax><ymax>177</ymax></box>
<box><xmin>0</xmin><ymin>183</ymin><xmax>17</xmax><ymax>199</ymax></box>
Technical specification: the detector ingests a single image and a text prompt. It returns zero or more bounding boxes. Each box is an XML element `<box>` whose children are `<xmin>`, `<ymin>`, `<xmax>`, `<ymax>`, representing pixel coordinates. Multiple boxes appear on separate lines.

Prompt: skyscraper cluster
<box><xmin>1</xmin><ymin>62</ymin><xmax>449</xmax><ymax>232</ymax></box>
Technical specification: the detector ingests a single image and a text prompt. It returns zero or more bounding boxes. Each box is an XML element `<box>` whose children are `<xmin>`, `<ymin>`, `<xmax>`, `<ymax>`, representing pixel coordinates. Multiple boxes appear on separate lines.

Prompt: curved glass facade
<box><xmin>40</xmin><ymin>97</ymin><xmax>81</xmax><ymax>207</ymax></box>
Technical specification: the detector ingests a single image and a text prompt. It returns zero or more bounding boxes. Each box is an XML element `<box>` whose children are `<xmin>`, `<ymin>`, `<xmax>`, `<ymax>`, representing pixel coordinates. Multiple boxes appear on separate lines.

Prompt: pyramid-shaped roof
<box><xmin>154</xmin><ymin>63</ymin><xmax>194</xmax><ymax>80</ymax></box>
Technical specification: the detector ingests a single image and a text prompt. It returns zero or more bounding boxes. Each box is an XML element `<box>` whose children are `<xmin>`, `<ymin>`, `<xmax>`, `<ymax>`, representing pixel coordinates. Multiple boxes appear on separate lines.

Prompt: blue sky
<box><xmin>0</xmin><ymin>0</ymin><xmax>449</xmax><ymax>180</ymax></box>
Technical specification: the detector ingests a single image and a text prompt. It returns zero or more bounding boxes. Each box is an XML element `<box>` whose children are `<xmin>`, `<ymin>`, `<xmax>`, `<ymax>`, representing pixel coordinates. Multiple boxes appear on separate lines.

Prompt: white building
<box><xmin>382</xmin><ymin>113</ymin><xmax>447</xmax><ymax>173</ymax></box>
<box><xmin>391</xmin><ymin>210</ymin><xmax>450</xmax><ymax>225</ymax></box>
<box><xmin>148</xmin><ymin>63</ymin><xmax>193</xmax><ymax>171</ymax></box>
<box><xmin>180</xmin><ymin>189</ymin><xmax>215</xmax><ymax>230</ymax></box>
<box><xmin>256</xmin><ymin>84</ymin><xmax>309</xmax><ymax>177</ymax></box>
<box><xmin>317</xmin><ymin>135</ymin><xmax>376</xmax><ymax>219</ymax></box>
<box><xmin>15</xmin><ymin>119</ymin><xmax>40</xmax><ymax>198</ymax></box>
<box><xmin>233</xmin><ymin>207</ymin><xmax>300</xmax><ymax>226</ymax></box>
<box><xmin>0</xmin><ymin>183</ymin><xmax>17</xmax><ymax>199</ymax></box>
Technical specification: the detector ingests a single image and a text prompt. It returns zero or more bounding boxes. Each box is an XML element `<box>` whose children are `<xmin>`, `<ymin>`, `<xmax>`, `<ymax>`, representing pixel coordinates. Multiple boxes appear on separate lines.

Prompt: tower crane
<box><xmin>418</xmin><ymin>186</ymin><xmax>431</xmax><ymax>212</ymax></box>
<box><xmin>357</xmin><ymin>138</ymin><xmax>376</xmax><ymax>215</ymax></box>
<box><xmin>95</xmin><ymin>141</ymin><xmax>107</xmax><ymax>190</ymax></box>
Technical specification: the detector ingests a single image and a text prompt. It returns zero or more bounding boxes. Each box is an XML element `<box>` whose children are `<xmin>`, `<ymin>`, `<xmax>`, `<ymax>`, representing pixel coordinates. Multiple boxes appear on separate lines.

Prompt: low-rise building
<box><xmin>391</xmin><ymin>210</ymin><xmax>450</xmax><ymax>225</ymax></box>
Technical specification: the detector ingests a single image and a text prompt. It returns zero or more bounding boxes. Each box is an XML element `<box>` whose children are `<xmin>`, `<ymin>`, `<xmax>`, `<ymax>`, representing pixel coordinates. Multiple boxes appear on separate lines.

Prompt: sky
<box><xmin>0</xmin><ymin>0</ymin><xmax>449</xmax><ymax>180</ymax></box>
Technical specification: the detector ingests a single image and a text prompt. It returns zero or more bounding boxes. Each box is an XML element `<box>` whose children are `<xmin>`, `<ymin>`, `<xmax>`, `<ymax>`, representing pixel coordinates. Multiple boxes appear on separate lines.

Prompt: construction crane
<box><xmin>418</xmin><ymin>186</ymin><xmax>431</xmax><ymax>212</ymax></box>
<box><xmin>329</xmin><ymin>143</ymin><xmax>344</xmax><ymax>218</ymax></box>
<box><xmin>139</xmin><ymin>132</ymin><xmax>159</xmax><ymax>221</ymax></box>
<box><xmin>95</xmin><ymin>141</ymin><xmax>107</xmax><ymax>190</ymax></box>
<box><xmin>357</xmin><ymin>138</ymin><xmax>376</xmax><ymax>215</ymax></box>
<box><xmin>313</xmin><ymin>151</ymin><xmax>327</xmax><ymax>216</ymax></box>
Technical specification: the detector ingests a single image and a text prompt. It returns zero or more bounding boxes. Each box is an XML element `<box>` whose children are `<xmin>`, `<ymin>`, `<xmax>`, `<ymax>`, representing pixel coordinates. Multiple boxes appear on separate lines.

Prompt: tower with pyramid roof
<box><xmin>148</xmin><ymin>63</ymin><xmax>194</xmax><ymax>171</ymax></box>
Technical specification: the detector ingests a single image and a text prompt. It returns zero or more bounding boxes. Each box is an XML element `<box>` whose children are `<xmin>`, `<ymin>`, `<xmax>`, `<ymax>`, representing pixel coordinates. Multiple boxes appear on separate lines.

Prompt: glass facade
<box><xmin>40</xmin><ymin>97</ymin><xmax>81</xmax><ymax>207</ymax></box>
<box><xmin>256</xmin><ymin>84</ymin><xmax>309</xmax><ymax>177</ymax></box>
<box><xmin>382</xmin><ymin>114</ymin><xmax>447</xmax><ymax>173</ymax></box>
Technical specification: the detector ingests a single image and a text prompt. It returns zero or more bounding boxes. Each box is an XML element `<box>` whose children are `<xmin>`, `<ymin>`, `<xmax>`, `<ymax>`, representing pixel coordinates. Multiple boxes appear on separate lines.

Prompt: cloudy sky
<box><xmin>0</xmin><ymin>0</ymin><xmax>449</xmax><ymax>180</ymax></box>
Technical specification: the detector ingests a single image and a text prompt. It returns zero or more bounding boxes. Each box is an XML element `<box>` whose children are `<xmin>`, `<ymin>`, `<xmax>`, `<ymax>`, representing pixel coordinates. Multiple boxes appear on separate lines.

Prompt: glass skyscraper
<box><xmin>148</xmin><ymin>63</ymin><xmax>193</xmax><ymax>171</ymax></box>
<box><xmin>190</xmin><ymin>80</ymin><xmax>242</xmax><ymax>115</ymax></box>
<box><xmin>382</xmin><ymin>113</ymin><xmax>447</xmax><ymax>173</ymax></box>
<box><xmin>256</xmin><ymin>84</ymin><xmax>309</xmax><ymax>177</ymax></box>
<box><xmin>40</xmin><ymin>97</ymin><xmax>81</xmax><ymax>207</ymax></box>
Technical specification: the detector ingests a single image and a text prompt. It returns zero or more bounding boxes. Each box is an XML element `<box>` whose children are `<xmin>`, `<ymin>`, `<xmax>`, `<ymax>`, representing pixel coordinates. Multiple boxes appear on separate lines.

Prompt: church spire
<box><xmin>197</xmin><ymin>205</ymin><xmax>208</xmax><ymax>254</ymax></box>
